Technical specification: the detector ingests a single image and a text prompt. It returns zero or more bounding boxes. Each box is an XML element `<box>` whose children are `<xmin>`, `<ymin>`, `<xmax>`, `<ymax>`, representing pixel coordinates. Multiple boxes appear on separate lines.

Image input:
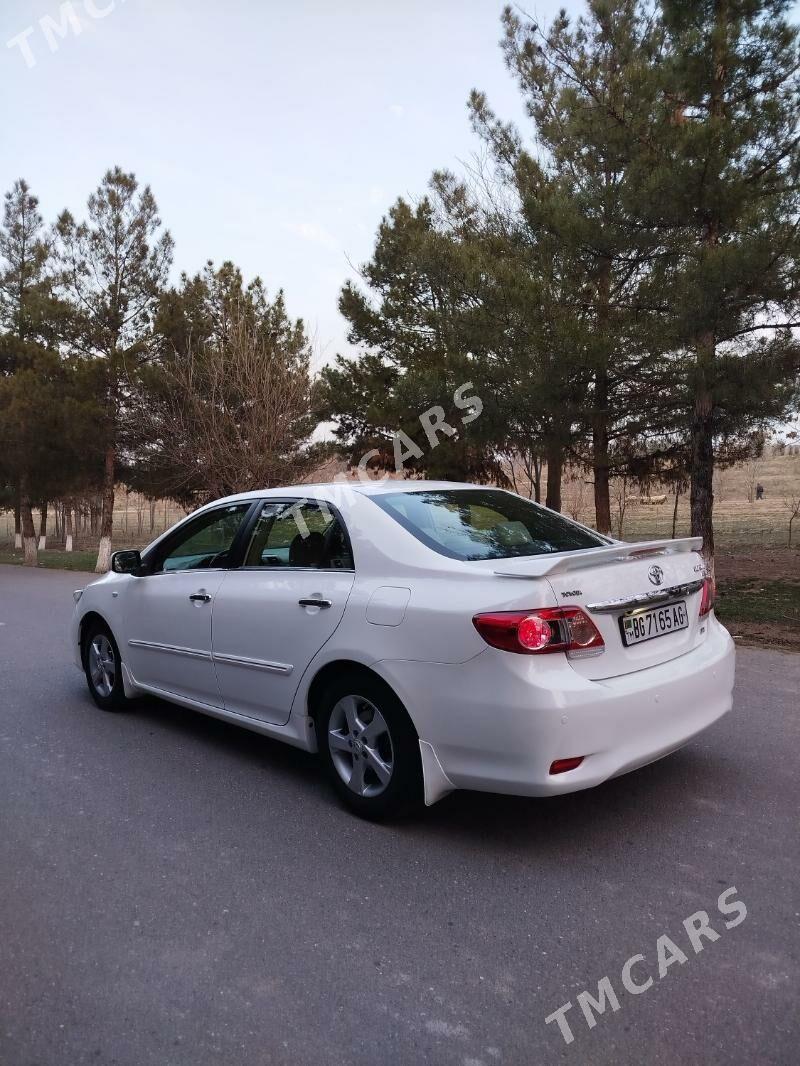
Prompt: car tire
<box><xmin>82</xmin><ymin>620</ymin><xmax>128</xmax><ymax>712</ymax></box>
<box><xmin>315</xmin><ymin>673</ymin><xmax>423</xmax><ymax>821</ymax></box>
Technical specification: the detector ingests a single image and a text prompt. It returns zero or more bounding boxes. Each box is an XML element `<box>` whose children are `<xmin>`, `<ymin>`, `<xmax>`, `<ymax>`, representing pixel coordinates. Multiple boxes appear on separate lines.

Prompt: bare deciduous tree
<box><xmin>783</xmin><ymin>496</ymin><xmax>800</xmax><ymax>547</ymax></box>
<box><xmin>499</xmin><ymin>448</ymin><xmax>543</xmax><ymax>501</ymax></box>
<box><xmin>610</xmin><ymin>475</ymin><xmax>630</xmax><ymax>539</ymax></box>
<box><xmin>564</xmin><ymin>472</ymin><xmax>588</xmax><ymax>523</ymax></box>
<box><xmin>745</xmin><ymin>455</ymin><xmax>764</xmax><ymax>504</ymax></box>
<box><xmin>141</xmin><ymin>310</ymin><xmax>315</xmax><ymax>503</ymax></box>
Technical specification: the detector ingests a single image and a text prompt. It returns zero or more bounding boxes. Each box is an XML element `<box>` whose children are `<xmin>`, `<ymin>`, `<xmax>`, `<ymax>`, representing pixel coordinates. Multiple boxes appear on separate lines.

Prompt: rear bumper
<box><xmin>375</xmin><ymin>616</ymin><xmax>735</xmax><ymax>799</ymax></box>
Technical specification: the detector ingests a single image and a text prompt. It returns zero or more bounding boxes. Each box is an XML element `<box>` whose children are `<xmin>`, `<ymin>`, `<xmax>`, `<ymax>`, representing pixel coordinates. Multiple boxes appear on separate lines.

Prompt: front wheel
<box><xmin>316</xmin><ymin>674</ymin><xmax>423</xmax><ymax>820</ymax></box>
<box><xmin>82</xmin><ymin>621</ymin><xmax>127</xmax><ymax>711</ymax></box>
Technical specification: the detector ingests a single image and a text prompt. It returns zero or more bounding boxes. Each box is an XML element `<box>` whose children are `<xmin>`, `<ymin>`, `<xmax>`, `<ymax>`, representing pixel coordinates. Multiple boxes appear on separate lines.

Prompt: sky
<box><xmin>0</xmin><ymin>0</ymin><xmax>585</xmax><ymax>370</ymax></box>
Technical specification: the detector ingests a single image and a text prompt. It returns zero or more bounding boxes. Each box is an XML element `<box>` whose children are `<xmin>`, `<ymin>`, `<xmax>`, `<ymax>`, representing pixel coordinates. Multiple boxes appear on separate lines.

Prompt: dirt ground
<box><xmin>715</xmin><ymin>545</ymin><xmax>800</xmax><ymax>582</ymax></box>
<box><xmin>714</xmin><ymin>547</ymin><xmax>800</xmax><ymax>651</ymax></box>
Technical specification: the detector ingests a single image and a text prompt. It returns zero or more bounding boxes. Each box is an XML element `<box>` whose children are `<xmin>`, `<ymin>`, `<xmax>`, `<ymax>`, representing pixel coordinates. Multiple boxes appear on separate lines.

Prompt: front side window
<box><xmin>159</xmin><ymin>504</ymin><xmax>251</xmax><ymax>572</ymax></box>
<box><xmin>243</xmin><ymin>500</ymin><xmax>354</xmax><ymax>569</ymax></box>
<box><xmin>371</xmin><ymin>489</ymin><xmax>604</xmax><ymax>561</ymax></box>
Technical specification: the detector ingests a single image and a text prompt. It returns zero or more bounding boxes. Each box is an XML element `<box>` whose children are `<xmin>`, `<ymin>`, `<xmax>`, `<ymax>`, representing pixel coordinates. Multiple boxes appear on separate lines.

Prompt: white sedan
<box><xmin>70</xmin><ymin>481</ymin><xmax>735</xmax><ymax>819</ymax></box>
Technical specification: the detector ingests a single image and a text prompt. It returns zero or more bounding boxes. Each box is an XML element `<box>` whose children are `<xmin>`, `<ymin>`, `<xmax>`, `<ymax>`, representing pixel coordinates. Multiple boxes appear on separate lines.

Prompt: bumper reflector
<box><xmin>549</xmin><ymin>756</ymin><xmax>584</xmax><ymax>775</ymax></box>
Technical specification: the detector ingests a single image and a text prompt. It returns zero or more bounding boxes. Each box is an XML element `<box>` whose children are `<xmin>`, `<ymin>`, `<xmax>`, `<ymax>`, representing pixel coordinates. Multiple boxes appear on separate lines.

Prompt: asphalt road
<box><xmin>1</xmin><ymin>565</ymin><xmax>798</xmax><ymax>1066</ymax></box>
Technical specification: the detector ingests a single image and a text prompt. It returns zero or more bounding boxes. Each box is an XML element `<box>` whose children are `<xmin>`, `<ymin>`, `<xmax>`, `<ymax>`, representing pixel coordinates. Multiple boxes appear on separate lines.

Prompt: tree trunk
<box><xmin>690</xmin><ymin>334</ymin><xmax>715</xmax><ymax>568</ymax></box>
<box><xmin>592</xmin><ymin>258</ymin><xmax>612</xmax><ymax>534</ymax></box>
<box><xmin>13</xmin><ymin>490</ymin><xmax>22</xmax><ymax>551</ymax></box>
<box><xmin>96</xmin><ymin>443</ymin><xmax>116</xmax><ymax>573</ymax></box>
<box><xmin>690</xmin><ymin>0</ymin><xmax>727</xmax><ymax>572</ymax></box>
<box><xmin>532</xmin><ymin>455</ymin><xmax>542</xmax><ymax>504</ymax></box>
<box><xmin>20</xmin><ymin>480</ymin><xmax>37</xmax><ymax>567</ymax></box>
<box><xmin>672</xmin><ymin>488</ymin><xmax>680</xmax><ymax>539</ymax></box>
<box><xmin>38</xmin><ymin>502</ymin><xmax>48</xmax><ymax>550</ymax></box>
<box><xmin>592</xmin><ymin>389</ymin><xmax>611</xmax><ymax>534</ymax></box>
<box><xmin>65</xmin><ymin>505</ymin><xmax>74</xmax><ymax>553</ymax></box>
<box><xmin>545</xmin><ymin>439</ymin><xmax>563</xmax><ymax>512</ymax></box>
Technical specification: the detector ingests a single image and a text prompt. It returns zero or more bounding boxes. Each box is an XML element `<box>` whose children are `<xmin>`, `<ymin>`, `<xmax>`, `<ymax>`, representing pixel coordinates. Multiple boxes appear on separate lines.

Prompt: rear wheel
<box><xmin>316</xmin><ymin>674</ymin><xmax>423</xmax><ymax>820</ymax></box>
<box><xmin>82</xmin><ymin>621</ymin><xmax>127</xmax><ymax>711</ymax></box>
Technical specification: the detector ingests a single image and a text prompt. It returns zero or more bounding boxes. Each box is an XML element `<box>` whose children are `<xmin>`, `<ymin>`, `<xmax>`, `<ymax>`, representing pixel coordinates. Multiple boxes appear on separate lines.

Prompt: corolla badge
<box><xmin>648</xmin><ymin>564</ymin><xmax>664</xmax><ymax>586</ymax></box>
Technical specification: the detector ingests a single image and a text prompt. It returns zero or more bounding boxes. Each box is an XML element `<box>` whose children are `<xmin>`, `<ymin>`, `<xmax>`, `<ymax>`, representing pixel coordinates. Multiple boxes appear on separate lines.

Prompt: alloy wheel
<box><xmin>88</xmin><ymin>634</ymin><xmax>116</xmax><ymax>698</ymax></box>
<box><xmin>327</xmin><ymin>694</ymin><xmax>395</xmax><ymax>798</ymax></box>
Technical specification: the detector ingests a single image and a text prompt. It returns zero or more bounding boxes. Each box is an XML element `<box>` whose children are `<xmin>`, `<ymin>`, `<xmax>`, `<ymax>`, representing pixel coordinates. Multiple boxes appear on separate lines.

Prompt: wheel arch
<box><xmin>78</xmin><ymin>609</ymin><xmax>138</xmax><ymax>698</ymax></box>
<box><xmin>305</xmin><ymin>658</ymin><xmax>453</xmax><ymax>808</ymax></box>
<box><xmin>78</xmin><ymin>610</ymin><xmax>113</xmax><ymax>656</ymax></box>
<box><xmin>306</xmin><ymin>659</ymin><xmax>409</xmax><ymax>726</ymax></box>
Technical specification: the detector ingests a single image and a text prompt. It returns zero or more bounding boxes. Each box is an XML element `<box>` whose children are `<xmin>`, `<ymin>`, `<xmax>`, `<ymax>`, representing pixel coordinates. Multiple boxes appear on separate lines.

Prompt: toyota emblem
<box><xmin>648</xmin><ymin>564</ymin><xmax>664</xmax><ymax>586</ymax></box>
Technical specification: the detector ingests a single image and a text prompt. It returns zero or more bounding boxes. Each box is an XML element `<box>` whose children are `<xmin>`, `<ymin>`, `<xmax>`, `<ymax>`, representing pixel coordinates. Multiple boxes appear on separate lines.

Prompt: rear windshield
<box><xmin>372</xmin><ymin>489</ymin><xmax>605</xmax><ymax>561</ymax></box>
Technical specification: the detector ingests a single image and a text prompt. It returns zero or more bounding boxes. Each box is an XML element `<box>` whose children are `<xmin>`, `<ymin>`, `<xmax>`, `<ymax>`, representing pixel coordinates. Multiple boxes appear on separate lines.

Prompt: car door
<box><xmin>211</xmin><ymin>498</ymin><xmax>356</xmax><ymax>725</ymax></box>
<box><xmin>123</xmin><ymin>502</ymin><xmax>253</xmax><ymax>705</ymax></box>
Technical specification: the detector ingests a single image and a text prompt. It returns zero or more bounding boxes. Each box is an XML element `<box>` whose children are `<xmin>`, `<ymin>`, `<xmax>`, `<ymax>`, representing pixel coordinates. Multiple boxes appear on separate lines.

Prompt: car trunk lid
<box><xmin>489</xmin><ymin>538</ymin><xmax>709</xmax><ymax>679</ymax></box>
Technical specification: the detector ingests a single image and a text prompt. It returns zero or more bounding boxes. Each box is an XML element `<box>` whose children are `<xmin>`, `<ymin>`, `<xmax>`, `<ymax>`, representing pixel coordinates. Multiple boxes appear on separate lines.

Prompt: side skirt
<box><xmin>122</xmin><ymin>666</ymin><xmax>316</xmax><ymax>752</ymax></box>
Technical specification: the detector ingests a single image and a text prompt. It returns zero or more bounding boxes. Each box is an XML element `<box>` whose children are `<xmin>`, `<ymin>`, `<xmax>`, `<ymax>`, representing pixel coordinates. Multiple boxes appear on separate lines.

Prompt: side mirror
<box><xmin>111</xmin><ymin>549</ymin><xmax>142</xmax><ymax>575</ymax></box>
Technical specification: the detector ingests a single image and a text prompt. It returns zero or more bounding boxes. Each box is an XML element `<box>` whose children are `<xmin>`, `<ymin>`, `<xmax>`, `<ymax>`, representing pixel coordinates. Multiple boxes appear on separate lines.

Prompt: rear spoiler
<box><xmin>493</xmin><ymin>537</ymin><xmax>703</xmax><ymax>579</ymax></box>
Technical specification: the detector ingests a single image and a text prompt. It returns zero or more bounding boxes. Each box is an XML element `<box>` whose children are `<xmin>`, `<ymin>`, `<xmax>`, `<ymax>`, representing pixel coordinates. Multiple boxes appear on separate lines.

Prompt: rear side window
<box><xmin>243</xmin><ymin>500</ymin><xmax>354</xmax><ymax>570</ymax></box>
<box><xmin>371</xmin><ymin>489</ymin><xmax>604</xmax><ymax>561</ymax></box>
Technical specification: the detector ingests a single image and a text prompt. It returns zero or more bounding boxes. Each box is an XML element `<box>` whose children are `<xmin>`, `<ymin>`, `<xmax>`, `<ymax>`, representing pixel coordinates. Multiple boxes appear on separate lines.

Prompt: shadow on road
<box><xmin>108</xmin><ymin>687</ymin><xmax>741</xmax><ymax>858</ymax></box>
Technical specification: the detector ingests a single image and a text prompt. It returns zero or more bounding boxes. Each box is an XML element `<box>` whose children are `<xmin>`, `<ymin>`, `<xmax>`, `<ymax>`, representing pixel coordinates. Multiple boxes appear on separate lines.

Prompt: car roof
<box><xmin>205</xmin><ymin>479</ymin><xmax>495</xmax><ymax>508</ymax></box>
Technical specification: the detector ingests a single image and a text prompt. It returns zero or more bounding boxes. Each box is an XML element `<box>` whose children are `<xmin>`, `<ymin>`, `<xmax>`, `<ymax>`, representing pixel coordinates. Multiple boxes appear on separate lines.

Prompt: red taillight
<box><xmin>699</xmin><ymin>577</ymin><xmax>716</xmax><ymax>617</ymax></box>
<box><xmin>472</xmin><ymin>607</ymin><xmax>604</xmax><ymax>657</ymax></box>
<box><xmin>549</xmin><ymin>756</ymin><xmax>585</xmax><ymax>775</ymax></box>
<box><xmin>518</xmin><ymin>614</ymin><xmax>553</xmax><ymax>651</ymax></box>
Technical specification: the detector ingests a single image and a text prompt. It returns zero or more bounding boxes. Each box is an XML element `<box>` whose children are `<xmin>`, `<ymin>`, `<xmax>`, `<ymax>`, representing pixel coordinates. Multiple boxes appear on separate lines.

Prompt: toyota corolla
<box><xmin>70</xmin><ymin>481</ymin><xmax>735</xmax><ymax>819</ymax></box>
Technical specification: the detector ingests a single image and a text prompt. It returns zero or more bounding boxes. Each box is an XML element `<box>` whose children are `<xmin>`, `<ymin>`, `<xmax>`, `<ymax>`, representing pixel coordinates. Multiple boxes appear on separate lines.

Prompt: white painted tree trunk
<box><xmin>23</xmin><ymin>536</ymin><xmax>38</xmax><ymax>567</ymax></box>
<box><xmin>96</xmin><ymin>444</ymin><xmax>115</xmax><ymax>574</ymax></box>
<box><xmin>14</xmin><ymin>532</ymin><xmax>22</xmax><ymax>550</ymax></box>
<box><xmin>20</xmin><ymin>488</ymin><xmax>38</xmax><ymax>567</ymax></box>
<box><xmin>95</xmin><ymin>534</ymin><xmax>112</xmax><ymax>573</ymax></box>
<box><xmin>64</xmin><ymin>506</ymin><xmax>74</xmax><ymax>553</ymax></box>
<box><xmin>38</xmin><ymin>535</ymin><xmax>47</xmax><ymax>550</ymax></box>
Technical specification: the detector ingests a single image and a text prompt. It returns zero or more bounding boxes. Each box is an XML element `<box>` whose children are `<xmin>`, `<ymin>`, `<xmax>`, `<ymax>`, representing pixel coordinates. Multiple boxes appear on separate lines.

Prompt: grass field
<box><xmin>560</xmin><ymin>451</ymin><xmax>800</xmax><ymax>548</ymax></box>
<box><xmin>715</xmin><ymin>578</ymin><xmax>800</xmax><ymax>628</ymax></box>
<box><xmin>0</xmin><ymin>549</ymin><xmax>97</xmax><ymax>572</ymax></box>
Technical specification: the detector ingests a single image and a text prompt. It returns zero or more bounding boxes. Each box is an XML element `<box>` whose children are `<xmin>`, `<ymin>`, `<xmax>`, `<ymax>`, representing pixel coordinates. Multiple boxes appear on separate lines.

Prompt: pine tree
<box><xmin>0</xmin><ymin>180</ymin><xmax>55</xmax><ymax>562</ymax></box>
<box><xmin>0</xmin><ymin>351</ymin><xmax>104</xmax><ymax>564</ymax></box>
<box><xmin>317</xmin><ymin>198</ymin><xmax>506</xmax><ymax>483</ymax></box>
<box><xmin>469</xmin><ymin>2</ymin><xmax>669</xmax><ymax>531</ymax></box>
<box><xmin>431</xmin><ymin>166</ymin><xmax>587</xmax><ymax>510</ymax></box>
<box><xmin>56</xmin><ymin>167</ymin><xmax>173</xmax><ymax>571</ymax></box>
<box><xmin>632</xmin><ymin>0</ymin><xmax>800</xmax><ymax>563</ymax></box>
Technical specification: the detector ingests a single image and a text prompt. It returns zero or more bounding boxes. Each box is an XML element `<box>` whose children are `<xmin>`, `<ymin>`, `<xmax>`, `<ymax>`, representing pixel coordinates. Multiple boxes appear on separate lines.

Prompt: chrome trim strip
<box><xmin>234</xmin><ymin>566</ymin><xmax>355</xmax><ymax>574</ymax></box>
<box><xmin>586</xmin><ymin>579</ymin><xmax>704</xmax><ymax>614</ymax></box>
<box><xmin>212</xmin><ymin>652</ymin><xmax>293</xmax><ymax>675</ymax></box>
<box><xmin>127</xmin><ymin>640</ymin><xmax>293</xmax><ymax>674</ymax></box>
<box><xmin>127</xmin><ymin>639</ymin><xmax>212</xmax><ymax>661</ymax></box>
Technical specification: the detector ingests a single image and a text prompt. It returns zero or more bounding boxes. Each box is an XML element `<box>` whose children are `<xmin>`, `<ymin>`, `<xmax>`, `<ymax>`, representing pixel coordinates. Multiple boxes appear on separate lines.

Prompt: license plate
<box><xmin>620</xmin><ymin>601</ymin><xmax>688</xmax><ymax>646</ymax></box>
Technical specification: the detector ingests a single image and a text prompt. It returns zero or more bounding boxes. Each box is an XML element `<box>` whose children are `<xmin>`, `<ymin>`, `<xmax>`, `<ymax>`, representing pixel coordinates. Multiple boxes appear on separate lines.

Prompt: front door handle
<box><xmin>298</xmin><ymin>597</ymin><xmax>332</xmax><ymax>609</ymax></box>
<box><xmin>189</xmin><ymin>592</ymin><xmax>211</xmax><ymax>603</ymax></box>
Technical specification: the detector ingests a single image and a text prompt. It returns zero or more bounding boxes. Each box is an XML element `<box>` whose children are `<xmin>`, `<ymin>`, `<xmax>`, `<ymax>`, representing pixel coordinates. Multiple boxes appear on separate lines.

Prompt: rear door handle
<box><xmin>298</xmin><ymin>597</ymin><xmax>332</xmax><ymax>609</ymax></box>
<box><xmin>189</xmin><ymin>592</ymin><xmax>211</xmax><ymax>603</ymax></box>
